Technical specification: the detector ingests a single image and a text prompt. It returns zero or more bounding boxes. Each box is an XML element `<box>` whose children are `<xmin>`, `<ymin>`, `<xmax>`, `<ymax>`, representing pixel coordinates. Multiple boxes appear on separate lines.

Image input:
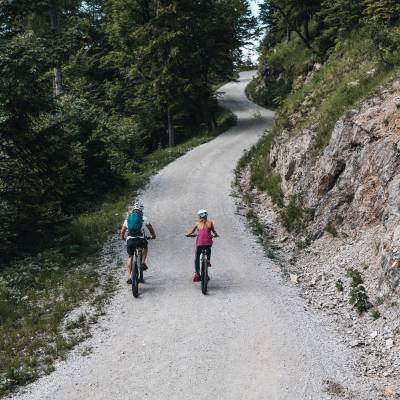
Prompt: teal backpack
<box><xmin>127</xmin><ymin>211</ymin><xmax>143</xmax><ymax>236</ymax></box>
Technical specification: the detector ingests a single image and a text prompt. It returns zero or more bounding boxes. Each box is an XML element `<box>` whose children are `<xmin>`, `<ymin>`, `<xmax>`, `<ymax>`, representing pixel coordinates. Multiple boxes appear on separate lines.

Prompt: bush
<box><xmin>336</xmin><ymin>279</ymin><xmax>344</xmax><ymax>292</ymax></box>
<box><xmin>371</xmin><ymin>309</ymin><xmax>381</xmax><ymax>320</ymax></box>
<box><xmin>350</xmin><ymin>285</ymin><xmax>371</xmax><ymax>314</ymax></box>
<box><xmin>346</xmin><ymin>268</ymin><xmax>363</xmax><ymax>287</ymax></box>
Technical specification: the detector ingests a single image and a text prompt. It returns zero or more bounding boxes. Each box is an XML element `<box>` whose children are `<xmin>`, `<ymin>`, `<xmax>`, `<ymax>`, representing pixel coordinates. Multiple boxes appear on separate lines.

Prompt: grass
<box><xmin>234</xmin><ymin>149</ymin><xmax>278</xmax><ymax>259</ymax></box>
<box><xmin>0</xmin><ymin>106</ymin><xmax>236</xmax><ymax>397</ymax></box>
<box><xmin>248</xmin><ymin>131</ymin><xmax>284</xmax><ymax>207</ymax></box>
<box><xmin>240</xmin><ymin>27</ymin><xmax>400</xmax><ymax>241</ymax></box>
<box><xmin>245</xmin><ymin>208</ymin><xmax>277</xmax><ymax>260</ymax></box>
<box><xmin>336</xmin><ymin>279</ymin><xmax>344</xmax><ymax>292</ymax></box>
<box><xmin>371</xmin><ymin>309</ymin><xmax>381</xmax><ymax>320</ymax></box>
<box><xmin>275</xmin><ymin>29</ymin><xmax>400</xmax><ymax>151</ymax></box>
<box><xmin>279</xmin><ymin>196</ymin><xmax>304</xmax><ymax>233</ymax></box>
<box><xmin>235</xmin><ymin>131</ymin><xmax>306</xmax><ymax>235</ymax></box>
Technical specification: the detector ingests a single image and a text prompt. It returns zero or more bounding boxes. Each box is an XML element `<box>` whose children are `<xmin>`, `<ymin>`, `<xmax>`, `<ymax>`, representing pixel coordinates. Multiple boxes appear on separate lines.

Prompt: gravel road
<box><xmin>10</xmin><ymin>71</ymin><xmax>368</xmax><ymax>400</ymax></box>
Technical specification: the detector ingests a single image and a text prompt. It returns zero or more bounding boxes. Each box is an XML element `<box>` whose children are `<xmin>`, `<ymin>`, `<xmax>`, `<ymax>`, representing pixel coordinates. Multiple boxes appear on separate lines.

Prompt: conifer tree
<box><xmin>363</xmin><ymin>0</ymin><xmax>400</xmax><ymax>25</ymax></box>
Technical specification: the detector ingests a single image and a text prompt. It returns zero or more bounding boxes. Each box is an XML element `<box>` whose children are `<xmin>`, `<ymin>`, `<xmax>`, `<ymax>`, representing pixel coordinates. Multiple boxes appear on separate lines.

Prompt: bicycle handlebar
<box><xmin>186</xmin><ymin>234</ymin><xmax>219</xmax><ymax>238</ymax></box>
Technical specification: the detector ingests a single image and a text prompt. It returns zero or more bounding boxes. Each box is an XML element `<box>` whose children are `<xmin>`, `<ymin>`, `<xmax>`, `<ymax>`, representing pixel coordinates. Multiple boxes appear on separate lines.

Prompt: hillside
<box><xmin>239</xmin><ymin>5</ymin><xmax>400</xmax><ymax>398</ymax></box>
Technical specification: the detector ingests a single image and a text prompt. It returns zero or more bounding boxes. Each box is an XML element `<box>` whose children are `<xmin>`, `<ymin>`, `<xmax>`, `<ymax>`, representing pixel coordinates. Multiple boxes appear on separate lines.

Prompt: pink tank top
<box><xmin>196</xmin><ymin>222</ymin><xmax>213</xmax><ymax>246</ymax></box>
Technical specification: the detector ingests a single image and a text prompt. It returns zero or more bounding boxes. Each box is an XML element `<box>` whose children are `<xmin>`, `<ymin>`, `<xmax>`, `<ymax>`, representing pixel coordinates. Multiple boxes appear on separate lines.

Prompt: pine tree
<box><xmin>259</xmin><ymin>0</ymin><xmax>322</xmax><ymax>55</ymax></box>
<box><xmin>364</xmin><ymin>0</ymin><xmax>400</xmax><ymax>25</ymax></box>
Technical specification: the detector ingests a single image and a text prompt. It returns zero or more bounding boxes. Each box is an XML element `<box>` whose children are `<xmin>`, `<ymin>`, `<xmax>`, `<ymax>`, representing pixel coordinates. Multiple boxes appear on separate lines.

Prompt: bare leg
<box><xmin>142</xmin><ymin>248</ymin><xmax>148</xmax><ymax>264</ymax></box>
<box><xmin>127</xmin><ymin>255</ymin><xmax>133</xmax><ymax>279</ymax></box>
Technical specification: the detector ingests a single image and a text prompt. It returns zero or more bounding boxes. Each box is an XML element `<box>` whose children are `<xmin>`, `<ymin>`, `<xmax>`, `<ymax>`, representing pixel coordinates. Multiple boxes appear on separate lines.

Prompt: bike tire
<box><xmin>139</xmin><ymin>265</ymin><xmax>144</xmax><ymax>284</ymax></box>
<box><xmin>132</xmin><ymin>262</ymin><xmax>139</xmax><ymax>298</ymax></box>
<box><xmin>201</xmin><ymin>256</ymin><xmax>208</xmax><ymax>295</ymax></box>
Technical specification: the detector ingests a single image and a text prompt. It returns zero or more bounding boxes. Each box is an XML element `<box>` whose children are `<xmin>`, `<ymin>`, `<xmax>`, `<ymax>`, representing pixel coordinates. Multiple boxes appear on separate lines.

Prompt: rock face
<box><xmin>269</xmin><ymin>79</ymin><xmax>400</xmax><ymax>293</ymax></box>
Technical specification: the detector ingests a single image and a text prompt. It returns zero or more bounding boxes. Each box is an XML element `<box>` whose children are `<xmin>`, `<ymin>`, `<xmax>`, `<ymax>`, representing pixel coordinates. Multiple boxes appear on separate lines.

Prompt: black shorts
<box><xmin>126</xmin><ymin>238</ymin><xmax>147</xmax><ymax>255</ymax></box>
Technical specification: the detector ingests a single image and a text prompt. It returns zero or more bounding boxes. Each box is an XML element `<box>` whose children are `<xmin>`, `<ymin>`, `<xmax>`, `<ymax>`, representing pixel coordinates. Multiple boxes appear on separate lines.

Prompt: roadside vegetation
<box><xmin>1</xmin><ymin>0</ymin><xmax>252</xmax><ymax>394</ymax></box>
<box><xmin>0</xmin><ymin>107</ymin><xmax>236</xmax><ymax>397</ymax></box>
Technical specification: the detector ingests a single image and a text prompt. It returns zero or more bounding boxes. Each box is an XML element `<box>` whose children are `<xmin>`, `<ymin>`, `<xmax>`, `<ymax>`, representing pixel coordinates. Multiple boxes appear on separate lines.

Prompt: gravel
<box><xmin>8</xmin><ymin>71</ymin><xmax>372</xmax><ymax>400</ymax></box>
<box><xmin>236</xmin><ymin>168</ymin><xmax>400</xmax><ymax>399</ymax></box>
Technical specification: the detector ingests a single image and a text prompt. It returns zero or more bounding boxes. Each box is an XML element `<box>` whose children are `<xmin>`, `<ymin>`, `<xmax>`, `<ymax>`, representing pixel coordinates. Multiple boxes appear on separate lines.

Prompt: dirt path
<box><xmin>9</xmin><ymin>71</ymin><xmax>368</xmax><ymax>400</ymax></box>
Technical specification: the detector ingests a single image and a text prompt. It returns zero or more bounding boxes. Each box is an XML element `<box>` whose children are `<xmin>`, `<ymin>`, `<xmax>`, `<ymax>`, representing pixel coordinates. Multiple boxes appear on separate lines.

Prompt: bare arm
<box><xmin>186</xmin><ymin>223</ymin><xmax>198</xmax><ymax>236</ymax></box>
<box><xmin>120</xmin><ymin>225</ymin><xmax>127</xmax><ymax>240</ymax></box>
<box><xmin>146</xmin><ymin>223</ymin><xmax>156</xmax><ymax>239</ymax></box>
<box><xmin>210</xmin><ymin>222</ymin><xmax>219</xmax><ymax>237</ymax></box>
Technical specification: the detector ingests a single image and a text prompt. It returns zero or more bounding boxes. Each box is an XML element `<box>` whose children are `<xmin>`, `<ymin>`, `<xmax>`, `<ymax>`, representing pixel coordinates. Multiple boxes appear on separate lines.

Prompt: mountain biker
<box><xmin>120</xmin><ymin>202</ymin><xmax>156</xmax><ymax>284</ymax></box>
<box><xmin>186</xmin><ymin>209</ymin><xmax>219</xmax><ymax>282</ymax></box>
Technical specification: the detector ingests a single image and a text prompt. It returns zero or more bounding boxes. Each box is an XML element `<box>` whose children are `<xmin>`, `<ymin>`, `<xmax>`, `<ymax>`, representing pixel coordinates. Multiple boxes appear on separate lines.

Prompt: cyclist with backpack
<box><xmin>120</xmin><ymin>202</ymin><xmax>156</xmax><ymax>284</ymax></box>
<box><xmin>186</xmin><ymin>209</ymin><xmax>219</xmax><ymax>282</ymax></box>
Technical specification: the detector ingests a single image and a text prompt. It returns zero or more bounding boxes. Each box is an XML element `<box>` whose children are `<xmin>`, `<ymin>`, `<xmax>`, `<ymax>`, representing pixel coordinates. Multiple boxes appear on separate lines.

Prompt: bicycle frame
<box><xmin>186</xmin><ymin>234</ymin><xmax>211</xmax><ymax>295</ymax></box>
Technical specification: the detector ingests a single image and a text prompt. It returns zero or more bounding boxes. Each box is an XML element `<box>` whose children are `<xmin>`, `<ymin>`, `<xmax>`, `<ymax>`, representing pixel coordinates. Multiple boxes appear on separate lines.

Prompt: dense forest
<box><xmin>0</xmin><ymin>0</ymin><xmax>256</xmax><ymax>262</ymax></box>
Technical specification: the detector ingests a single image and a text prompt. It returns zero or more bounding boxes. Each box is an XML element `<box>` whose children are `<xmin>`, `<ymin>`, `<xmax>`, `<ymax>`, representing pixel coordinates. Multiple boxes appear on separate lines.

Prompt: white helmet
<box><xmin>197</xmin><ymin>209</ymin><xmax>208</xmax><ymax>219</ymax></box>
<box><xmin>133</xmin><ymin>202</ymin><xmax>144</xmax><ymax>211</ymax></box>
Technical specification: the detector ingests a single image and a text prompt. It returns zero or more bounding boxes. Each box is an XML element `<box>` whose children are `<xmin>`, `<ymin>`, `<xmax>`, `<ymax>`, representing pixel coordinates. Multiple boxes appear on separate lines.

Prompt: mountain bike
<box><xmin>131</xmin><ymin>237</ymin><xmax>151</xmax><ymax>298</ymax></box>
<box><xmin>186</xmin><ymin>235</ymin><xmax>215</xmax><ymax>295</ymax></box>
<box><xmin>200</xmin><ymin>248</ymin><xmax>210</xmax><ymax>295</ymax></box>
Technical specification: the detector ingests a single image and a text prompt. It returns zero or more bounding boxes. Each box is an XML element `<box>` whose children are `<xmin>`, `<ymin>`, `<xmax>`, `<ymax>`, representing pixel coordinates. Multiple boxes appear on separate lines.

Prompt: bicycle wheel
<box><xmin>132</xmin><ymin>261</ymin><xmax>139</xmax><ymax>298</ymax></box>
<box><xmin>139</xmin><ymin>264</ymin><xmax>144</xmax><ymax>284</ymax></box>
<box><xmin>201</xmin><ymin>255</ymin><xmax>208</xmax><ymax>295</ymax></box>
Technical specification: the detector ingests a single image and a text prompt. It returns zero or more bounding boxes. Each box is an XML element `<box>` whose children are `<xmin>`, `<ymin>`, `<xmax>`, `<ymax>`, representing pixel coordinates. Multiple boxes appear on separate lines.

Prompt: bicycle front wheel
<box><xmin>201</xmin><ymin>256</ymin><xmax>208</xmax><ymax>295</ymax></box>
<box><xmin>132</xmin><ymin>262</ymin><xmax>139</xmax><ymax>298</ymax></box>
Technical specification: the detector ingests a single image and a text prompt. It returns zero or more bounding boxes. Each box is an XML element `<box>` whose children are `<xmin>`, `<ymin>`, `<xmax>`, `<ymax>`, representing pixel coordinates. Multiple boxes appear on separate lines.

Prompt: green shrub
<box><xmin>336</xmin><ymin>279</ymin><xmax>344</xmax><ymax>292</ymax></box>
<box><xmin>350</xmin><ymin>285</ymin><xmax>371</xmax><ymax>314</ymax></box>
<box><xmin>371</xmin><ymin>309</ymin><xmax>381</xmax><ymax>320</ymax></box>
<box><xmin>346</xmin><ymin>268</ymin><xmax>363</xmax><ymax>287</ymax></box>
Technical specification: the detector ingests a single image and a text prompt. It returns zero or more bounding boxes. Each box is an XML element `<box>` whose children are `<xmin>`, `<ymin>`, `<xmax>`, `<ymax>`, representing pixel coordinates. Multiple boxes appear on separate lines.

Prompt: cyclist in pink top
<box><xmin>186</xmin><ymin>209</ymin><xmax>219</xmax><ymax>282</ymax></box>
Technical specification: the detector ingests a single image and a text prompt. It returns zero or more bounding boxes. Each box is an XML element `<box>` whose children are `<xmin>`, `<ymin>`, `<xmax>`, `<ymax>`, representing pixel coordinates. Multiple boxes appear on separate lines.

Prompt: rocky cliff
<box><xmin>268</xmin><ymin>78</ymin><xmax>400</xmax><ymax>295</ymax></box>
<box><xmin>236</xmin><ymin>76</ymin><xmax>400</xmax><ymax>397</ymax></box>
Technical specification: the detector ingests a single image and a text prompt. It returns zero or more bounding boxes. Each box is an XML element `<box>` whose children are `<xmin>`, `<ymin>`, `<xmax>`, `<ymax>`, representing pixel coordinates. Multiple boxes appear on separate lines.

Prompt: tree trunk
<box><xmin>286</xmin><ymin>25</ymin><xmax>291</xmax><ymax>42</ymax></box>
<box><xmin>167</xmin><ymin>107</ymin><xmax>175</xmax><ymax>147</ymax></box>
<box><xmin>210</xmin><ymin>114</ymin><xmax>217</xmax><ymax>131</ymax></box>
<box><xmin>49</xmin><ymin>3</ymin><xmax>63</xmax><ymax>97</ymax></box>
<box><xmin>304</xmin><ymin>20</ymin><xmax>310</xmax><ymax>44</ymax></box>
<box><xmin>274</xmin><ymin>5</ymin><xmax>322</xmax><ymax>58</ymax></box>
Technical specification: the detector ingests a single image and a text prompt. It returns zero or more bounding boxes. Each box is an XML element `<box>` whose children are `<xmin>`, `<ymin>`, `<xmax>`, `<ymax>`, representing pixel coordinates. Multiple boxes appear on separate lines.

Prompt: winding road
<box><xmin>10</xmin><ymin>71</ymin><xmax>366</xmax><ymax>400</ymax></box>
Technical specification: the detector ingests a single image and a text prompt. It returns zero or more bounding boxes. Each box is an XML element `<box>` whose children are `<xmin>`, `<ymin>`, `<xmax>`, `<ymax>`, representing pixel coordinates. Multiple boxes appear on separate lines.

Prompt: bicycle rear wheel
<box><xmin>139</xmin><ymin>265</ymin><xmax>144</xmax><ymax>284</ymax></box>
<box><xmin>201</xmin><ymin>256</ymin><xmax>208</xmax><ymax>295</ymax></box>
<box><xmin>132</xmin><ymin>262</ymin><xmax>139</xmax><ymax>298</ymax></box>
